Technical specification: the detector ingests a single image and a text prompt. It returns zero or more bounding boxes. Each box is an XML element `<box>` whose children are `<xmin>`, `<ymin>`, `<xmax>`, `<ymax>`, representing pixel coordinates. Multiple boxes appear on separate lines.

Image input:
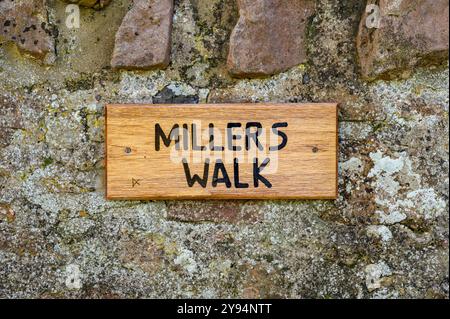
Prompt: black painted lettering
<box><xmin>253</xmin><ymin>158</ymin><xmax>272</xmax><ymax>188</ymax></box>
<box><xmin>155</xmin><ymin>124</ymin><xmax>180</xmax><ymax>151</ymax></box>
<box><xmin>227</xmin><ymin>123</ymin><xmax>242</xmax><ymax>151</ymax></box>
<box><xmin>182</xmin><ymin>124</ymin><xmax>189</xmax><ymax>151</ymax></box>
<box><xmin>212</xmin><ymin>160</ymin><xmax>232</xmax><ymax>188</ymax></box>
<box><xmin>183</xmin><ymin>159</ymin><xmax>209</xmax><ymax>188</ymax></box>
<box><xmin>234</xmin><ymin>158</ymin><xmax>249</xmax><ymax>188</ymax></box>
<box><xmin>246</xmin><ymin>122</ymin><xmax>264</xmax><ymax>151</ymax></box>
<box><xmin>209</xmin><ymin>123</ymin><xmax>225</xmax><ymax>151</ymax></box>
<box><xmin>270</xmin><ymin>122</ymin><xmax>288</xmax><ymax>151</ymax></box>
<box><xmin>192</xmin><ymin>123</ymin><xmax>206</xmax><ymax>151</ymax></box>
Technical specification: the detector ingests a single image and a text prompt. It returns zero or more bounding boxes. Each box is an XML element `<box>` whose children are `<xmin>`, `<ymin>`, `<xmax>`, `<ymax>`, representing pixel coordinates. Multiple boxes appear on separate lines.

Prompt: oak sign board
<box><xmin>106</xmin><ymin>103</ymin><xmax>338</xmax><ymax>200</ymax></box>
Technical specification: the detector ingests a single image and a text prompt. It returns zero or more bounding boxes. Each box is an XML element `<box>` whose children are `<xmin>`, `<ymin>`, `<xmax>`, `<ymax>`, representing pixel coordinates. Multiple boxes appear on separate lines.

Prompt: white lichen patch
<box><xmin>340</xmin><ymin>157</ymin><xmax>365</xmax><ymax>193</ymax></box>
<box><xmin>212</xmin><ymin>67</ymin><xmax>306</xmax><ymax>103</ymax></box>
<box><xmin>65</xmin><ymin>264</ymin><xmax>83</xmax><ymax>290</ymax></box>
<box><xmin>369</xmin><ymin>151</ymin><xmax>404</xmax><ymax>178</ymax></box>
<box><xmin>368</xmin><ymin>151</ymin><xmax>407</xmax><ymax>208</ymax></box>
<box><xmin>365</xmin><ymin>262</ymin><xmax>393</xmax><ymax>292</ymax></box>
<box><xmin>376</xmin><ymin>210</ymin><xmax>407</xmax><ymax>225</ymax></box>
<box><xmin>393</xmin><ymin>188</ymin><xmax>447</xmax><ymax>221</ymax></box>
<box><xmin>370</xmin><ymin>67</ymin><xmax>449</xmax><ymax>117</ymax></box>
<box><xmin>174</xmin><ymin>248</ymin><xmax>198</xmax><ymax>274</ymax></box>
<box><xmin>341</xmin><ymin>157</ymin><xmax>364</xmax><ymax>175</ymax></box>
<box><xmin>119</xmin><ymin>71</ymin><xmax>169</xmax><ymax>103</ymax></box>
<box><xmin>366</xmin><ymin>225</ymin><xmax>393</xmax><ymax>242</ymax></box>
<box><xmin>405</xmin><ymin>189</ymin><xmax>447</xmax><ymax>220</ymax></box>
<box><xmin>339</xmin><ymin>122</ymin><xmax>373</xmax><ymax>141</ymax></box>
<box><xmin>366</xmin><ymin>151</ymin><xmax>446</xmax><ymax>225</ymax></box>
<box><xmin>166</xmin><ymin>83</ymin><xmax>197</xmax><ymax>97</ymax></box>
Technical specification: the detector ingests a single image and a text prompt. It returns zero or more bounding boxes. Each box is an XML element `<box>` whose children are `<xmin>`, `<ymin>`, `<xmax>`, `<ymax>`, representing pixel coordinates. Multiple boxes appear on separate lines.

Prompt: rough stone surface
<box><xmin>0</xmin><ymin>0</ymin><xmax>449</xmax><ymax>299</ymax></box>
<box><xmin>0</xmin><ymin>0</ymin><xmax>55</xmax><ymax>63</ymax></box>
<box><xmin>0</xmin><ymin>94</ymin><xmax>22</xmax><ymax>148</ymax></box>
<box><xmin>357</xmin><ymin>0</ymin><xmax>449</xmax><ymax>80</ymax></box>
<box><xmin>227</xmin><ymin>0</ymin><xmax>315</xmax><ymax>77</ymax></box>
<box><xmin>111</xmin><ymin>0</ymin><xmax>174</xmax><ymax>70</ymax></box>
<box><xmin>61</xmin><ymin>0</ymin><xmax>112</xmax><ymax>9</ymax></box>
<box><xmin>166</xmin><ymin>201</ymin><xmax>263</xmax><ymax>224</ymax></box>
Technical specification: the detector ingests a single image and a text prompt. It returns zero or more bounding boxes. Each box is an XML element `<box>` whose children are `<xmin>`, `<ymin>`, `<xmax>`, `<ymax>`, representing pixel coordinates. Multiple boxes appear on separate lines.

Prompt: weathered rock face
<box><xmin>0</xmin><ymin>0</ymin><xmax>55</xmax><ymax>63</ymax></box>
<box><xmin>61</xmin><ymin>0</ymin><xmax>112</xmax><ymax>9</ymax></box>
<box><xmin>0</xmin><ymin>95</ymin><xmax>22</xmax><ymax>148</ymax></box>
<box><xmin>111</xmin><ymin>0</ymin><xmax>174</xmax><ymax>70</ymax></box>
<box><xmin>0</xmin><ymin>0</ymin><xmax>449</xmax><ymax>299</ymax></box>
<box><xmin>357</xmin><ymin>0</ymin><xmax>449</xmax><ymax>80</ymax></box>
<box><xmin>166</xmin><ymin>201</ymin><xmax>263</xmax><ymax>224</ymax></box>
<box><xmin>227</xmin><ymin>0</ymin><xmax>315</xmax><ymax>78</ymax></box>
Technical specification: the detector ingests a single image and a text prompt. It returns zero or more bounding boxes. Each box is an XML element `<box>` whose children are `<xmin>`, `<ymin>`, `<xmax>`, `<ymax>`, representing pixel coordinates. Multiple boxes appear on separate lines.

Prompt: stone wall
<box><xmin>0</xmin><ymin>0</ymin><xmax>448</xmax><ymax>298</ymax></box>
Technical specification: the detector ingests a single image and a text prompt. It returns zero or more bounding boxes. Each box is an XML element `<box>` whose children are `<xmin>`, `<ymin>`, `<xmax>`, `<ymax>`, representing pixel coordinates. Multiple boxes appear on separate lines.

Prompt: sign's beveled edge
<box><xmin>105</xmin><ymin>104</ymin><xmax>109</xmax><ymax>201</ymax></box>
<box><xmin>104</xmin><ymin>103</ymin><xmax>339</xmax><ymax>201</ymax></box>
<box><xmin>335</xmin><ymin>103</ymin><xmax>339</xmax><ymax>200</ymax></box>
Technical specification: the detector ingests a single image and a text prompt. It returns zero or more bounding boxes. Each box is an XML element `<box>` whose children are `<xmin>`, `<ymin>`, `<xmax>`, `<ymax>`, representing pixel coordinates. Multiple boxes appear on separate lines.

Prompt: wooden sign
<box><xmin>106</xmin><ymin>103</ymin><xmax>338</xmax><ymax>200</ymax></box>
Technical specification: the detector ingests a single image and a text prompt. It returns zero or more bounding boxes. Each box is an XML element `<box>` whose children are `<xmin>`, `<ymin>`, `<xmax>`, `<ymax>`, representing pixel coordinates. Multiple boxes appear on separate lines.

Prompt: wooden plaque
<box><xmin>106</xmin><ymin>103</ymin><xmax>338</xmax><ymax>200</ymax></box>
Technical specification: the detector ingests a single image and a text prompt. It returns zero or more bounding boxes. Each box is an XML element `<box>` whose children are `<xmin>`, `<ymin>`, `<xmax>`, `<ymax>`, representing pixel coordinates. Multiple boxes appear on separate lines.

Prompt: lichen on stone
<box><xmin>0</xmin><ymin>0</ymin><xmax>448</xmax><ymax>299</ymax></box>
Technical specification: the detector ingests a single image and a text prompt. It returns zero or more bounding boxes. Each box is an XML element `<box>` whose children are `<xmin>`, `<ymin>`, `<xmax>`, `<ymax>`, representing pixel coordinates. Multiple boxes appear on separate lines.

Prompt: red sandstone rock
<box><xmin>0</xmin><ymin>0</ymin><xmax>55</xmax><ymax>63</ymax></box>
<box><xmin>111</xmin><ymin>0</ymin><xmax>174</xmax><ymax>70</ymax></box>
<box><xmin>227</xmin><ymin>0</ymin><xmax>315</xmax><ymax>78</ymax></box>
<box><xmin>357</xmin><ymin>0</ymin><xmax>449</xmax><ymax>80</ymax></box>
<box><xmin>166</xmin><ymin>201</ymin><xmax>263</xmax><ymax>224</ymax></box>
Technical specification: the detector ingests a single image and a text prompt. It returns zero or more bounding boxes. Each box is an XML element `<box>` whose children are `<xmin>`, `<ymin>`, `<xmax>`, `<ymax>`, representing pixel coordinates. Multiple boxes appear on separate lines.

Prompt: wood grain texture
<box><xmin>106</xmin><ymin>103</ymin><xmax>338</xmax><ymax>200</ymax></box>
